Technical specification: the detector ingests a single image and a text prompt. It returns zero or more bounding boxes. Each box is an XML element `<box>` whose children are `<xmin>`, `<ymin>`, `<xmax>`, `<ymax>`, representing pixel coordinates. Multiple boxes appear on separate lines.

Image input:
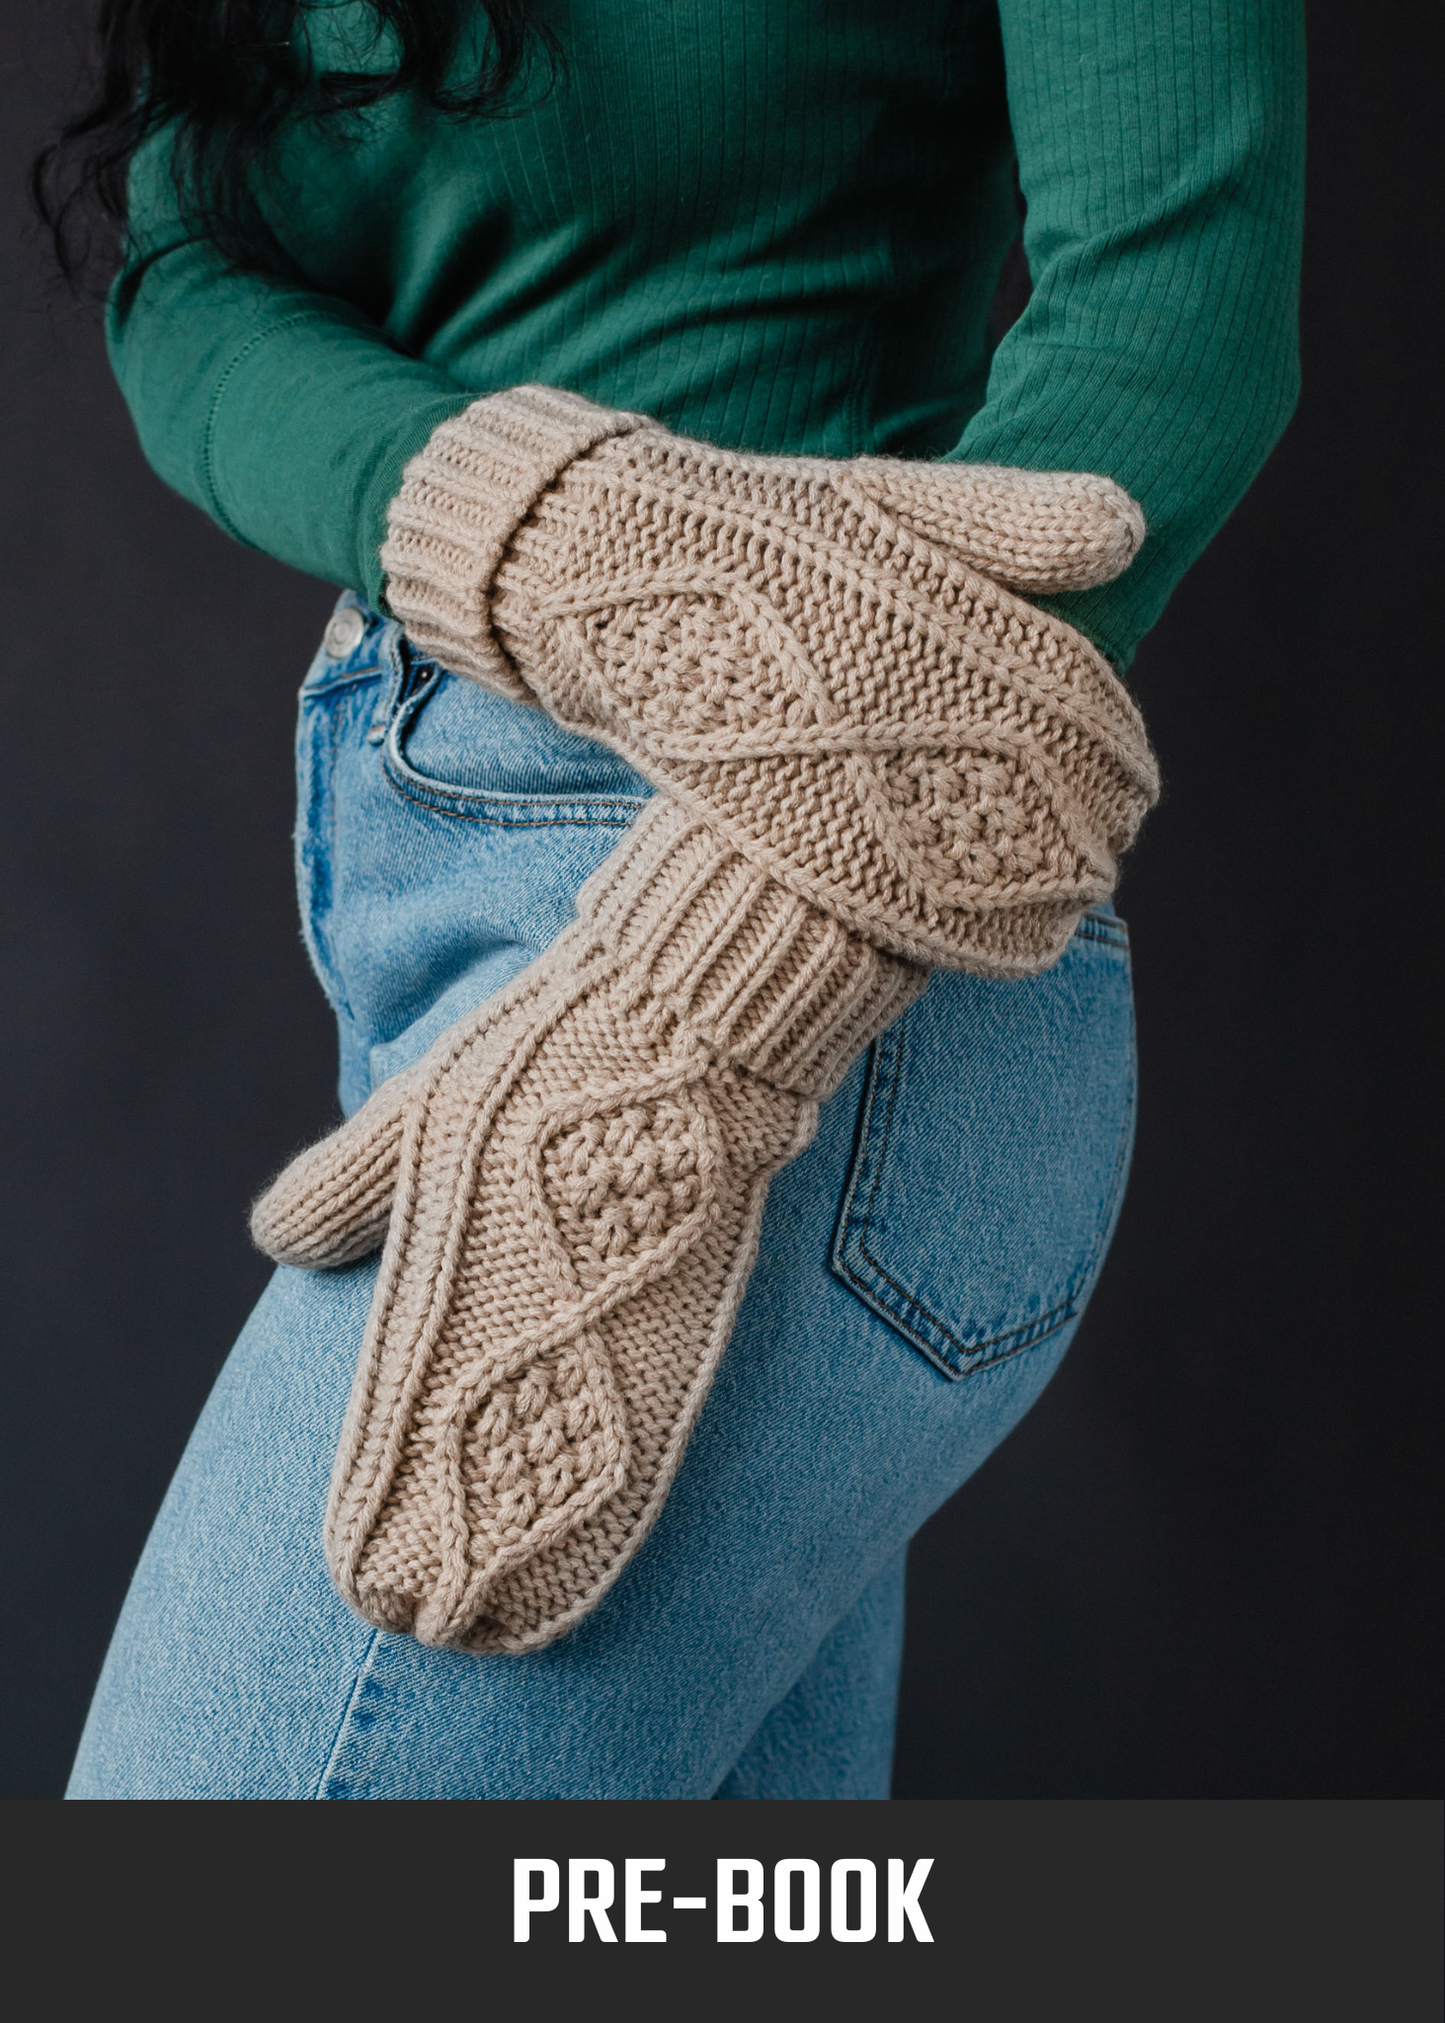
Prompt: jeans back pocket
<box><xmin>831</xmin><ymin>914</ymin><xmax>1136</xmax><ymax>1379</ymax></box>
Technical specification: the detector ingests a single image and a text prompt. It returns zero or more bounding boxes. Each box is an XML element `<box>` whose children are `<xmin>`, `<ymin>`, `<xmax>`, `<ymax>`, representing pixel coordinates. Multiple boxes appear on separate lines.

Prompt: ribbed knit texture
<box><xmin>384</xmin><ymin>385</ymin><xmax>1159</xmax><ymax>970</ymax></box>
<box><xmin>252</xmin><ymin>799</ymin><xmax>925</xmax><ymax>1650</ymax></box>
<box><xmin>253</xmin><ymin>394</ymin><xmax>1156</xmax><ymax>1650</ymax></box>
<box><xmin>107</xmin><ymin>0</ymin><xmax>1304</xmax><ymax>669</ymax></box>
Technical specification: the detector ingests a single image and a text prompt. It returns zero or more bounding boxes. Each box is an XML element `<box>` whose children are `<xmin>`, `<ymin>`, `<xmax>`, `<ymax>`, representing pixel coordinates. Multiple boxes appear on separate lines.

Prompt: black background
<box><xmin>1</xmin><ymin>1</ymin><xmax>1436</xmax><ymax>1801</ymax></box>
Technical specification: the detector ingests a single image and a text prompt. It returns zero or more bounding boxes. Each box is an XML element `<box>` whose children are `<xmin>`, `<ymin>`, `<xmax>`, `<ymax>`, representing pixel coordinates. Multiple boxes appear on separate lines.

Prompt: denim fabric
<box><xmin>68</xmin><ymin>594</ymin><xmax>1137</xmax><ymax>1801</ymax></box>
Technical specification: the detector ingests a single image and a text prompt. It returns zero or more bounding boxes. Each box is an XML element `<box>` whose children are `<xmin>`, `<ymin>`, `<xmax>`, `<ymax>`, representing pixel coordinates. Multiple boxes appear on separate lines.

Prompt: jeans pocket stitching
<box><xmin>830</xmin><ymin>949</ymin><xmax>1137</xmax><ymax>1381</ymax></box>
<box><xmin>382</xmin><ymin>763</ymin><xmax>648</xmax><ymax>829</ymax></box>
<box><xmin>380</xmin><ymin>664</ymin><xmax>650</xmax><ymax>828</ymax></box>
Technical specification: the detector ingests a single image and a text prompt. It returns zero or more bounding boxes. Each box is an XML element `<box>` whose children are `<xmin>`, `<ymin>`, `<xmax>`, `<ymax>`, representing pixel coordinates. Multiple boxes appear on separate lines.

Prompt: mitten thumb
<box><xmin>251</xmin><ymin>1070</ymin><xmax>412</xmax><ymax>1270</ymax></box>
<box><xmin>848</xmin><ymin>458</ymin><xmax>1145</xmax><ymax>593</ymax></box>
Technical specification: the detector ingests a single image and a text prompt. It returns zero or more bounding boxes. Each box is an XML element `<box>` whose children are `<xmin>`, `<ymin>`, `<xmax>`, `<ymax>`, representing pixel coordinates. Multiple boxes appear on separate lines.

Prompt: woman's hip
<box><xmin>66</xmin><ymin>603</ymin><xmax>1137</xmax><ymax>1797</ymax></box>
<box><xmin>67</xmin><ymin>995</ymin><xmax>1113</xmax><ymax>1799</ymax></box>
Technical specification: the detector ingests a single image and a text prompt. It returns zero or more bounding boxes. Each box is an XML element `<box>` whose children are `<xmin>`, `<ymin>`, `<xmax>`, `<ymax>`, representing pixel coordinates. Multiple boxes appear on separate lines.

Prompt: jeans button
<box><xmin>324</xmin><ymin>608</ymin><xmax>367</xmax><ymax>659</ymax></box>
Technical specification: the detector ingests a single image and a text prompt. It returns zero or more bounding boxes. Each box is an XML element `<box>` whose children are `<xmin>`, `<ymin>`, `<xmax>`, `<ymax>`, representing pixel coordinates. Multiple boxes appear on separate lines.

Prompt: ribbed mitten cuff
<box><xmin>575</xmin><ymin>797</ymin><xmax>927</xmax><ymax>1101</ymax></box>
<box><xmin>379</xmin><ymin>384</ymin><xmax>646</xmax><ymax>698</ymax></box>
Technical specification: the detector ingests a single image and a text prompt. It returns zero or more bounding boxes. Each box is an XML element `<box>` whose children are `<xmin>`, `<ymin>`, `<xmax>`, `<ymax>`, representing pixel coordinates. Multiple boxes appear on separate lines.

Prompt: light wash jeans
<box><xmin>68</xmin><ymin>595</ymin><xmax>1137</xmax><ymax>1801</ymax></box>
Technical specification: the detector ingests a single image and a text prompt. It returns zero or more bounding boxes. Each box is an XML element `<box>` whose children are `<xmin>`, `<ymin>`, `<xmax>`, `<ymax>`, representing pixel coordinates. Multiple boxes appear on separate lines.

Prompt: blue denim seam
<box><xmin>829</xmin><ymin>949</ymin><xmax>1136</xmax><ymax>1379</ymax></box>
<box><xmin>318</xmin><ymin>694</ymin><xmax>356</xmax><ymax>1015</ymax></box>
<box><xmin>296</xmin><ymin>638</ymin><xmax>405</xmax><ymax>1020</ymax></box>
<box><xmin>295</xmin><ymin>696</ymin><xmax>361</xmax><ymax>1022</ymax></box>
<box><xmin>301</xmin><ymin>659</ymin><xmax>383</xmax><ymax>700</ymax></box>
<box><xmin>382</xmin><ymin>771</ymin><xmax>648</xmax><ymax>830</ymax></box>
<box><xmin>1075</xmin><ymin>911</ymin><xmax>1129</xmax><ymax>950</ymax></box>
<box><xmin>311</xmin><ymin>1626</ymin><xmax>382</xmax><ymax>1801</ymax></box>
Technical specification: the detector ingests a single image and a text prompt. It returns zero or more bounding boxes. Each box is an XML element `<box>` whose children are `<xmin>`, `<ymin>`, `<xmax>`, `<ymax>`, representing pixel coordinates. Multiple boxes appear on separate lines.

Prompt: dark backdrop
<box><xmin>2</xmin><ymin>1</ymin><xmax>1436</xmax><ymax>1800</ymax></box>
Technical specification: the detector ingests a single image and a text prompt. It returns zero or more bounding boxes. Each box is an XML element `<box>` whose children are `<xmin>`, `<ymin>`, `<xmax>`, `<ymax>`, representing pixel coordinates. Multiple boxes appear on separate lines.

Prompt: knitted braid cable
<box><xmin>253</xmin><ymin>798</ymin><xmax>925</xmax><ymax>1651</ymax></box>
<box><xmin>253</xmin><ymin>387</ymin><xmax>1160</xmax><ymax>1651</ymax></box>
<box><xmin>382</xmin><ymin>386</ymin><xmax>1160</xmax><ymax>974</ymax></box>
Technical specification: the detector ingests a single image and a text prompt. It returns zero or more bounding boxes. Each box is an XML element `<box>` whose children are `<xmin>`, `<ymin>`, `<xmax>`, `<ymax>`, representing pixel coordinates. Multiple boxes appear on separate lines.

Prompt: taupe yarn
<box><xmin>254</xmin><ymin>800</ymin><xmax>924</xmax><ymax>1650</ymax></box>
<box><xmin>383</xmin><ymin>387</ymin><xmax>1157</xmax><ymax>973</ymax></box>
<box><xmin>253</xmin><ymin>386</ymin><xmax>1159</xmax><ymax>1651</ymax></box>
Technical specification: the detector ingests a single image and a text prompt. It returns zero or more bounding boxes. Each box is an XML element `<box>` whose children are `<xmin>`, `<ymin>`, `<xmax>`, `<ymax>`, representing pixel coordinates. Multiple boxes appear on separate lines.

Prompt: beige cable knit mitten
<box><xmin>253</xmin><ymin>387</ymin><xmax>1159</xmax><ymax>1652</ymax></box>
<box><xmin>382</xmin><ymin>385</ymin><xmax>1159</xmax><ymax>973</ymax></box>
<box><xmin>253</xmin><ymin>799</ymin><xmax>924</xmax><ymax>1651</ymax></box>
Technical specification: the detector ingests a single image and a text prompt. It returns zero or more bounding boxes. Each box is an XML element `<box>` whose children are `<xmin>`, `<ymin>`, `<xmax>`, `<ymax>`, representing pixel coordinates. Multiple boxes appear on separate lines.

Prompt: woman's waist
<box><xmin>422</xmin><ymin>277</ymin><xmax>994</xmax><ymax>462</ymax></box>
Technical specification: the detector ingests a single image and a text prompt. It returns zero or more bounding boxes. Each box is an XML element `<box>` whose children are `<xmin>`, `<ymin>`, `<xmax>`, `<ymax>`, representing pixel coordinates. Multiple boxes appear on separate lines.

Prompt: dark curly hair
<box><xmin>33</xmin><ymin>1</ymin><xmax>550</xmax><ymax>287</ymax></box>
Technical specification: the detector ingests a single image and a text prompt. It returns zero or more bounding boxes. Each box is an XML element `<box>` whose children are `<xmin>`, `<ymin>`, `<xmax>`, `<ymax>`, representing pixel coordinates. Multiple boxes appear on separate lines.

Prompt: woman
<box><xmin>43</xmin><ymin>0</ymin><xmax>1303</xmax><ymax>1799</ymax></box>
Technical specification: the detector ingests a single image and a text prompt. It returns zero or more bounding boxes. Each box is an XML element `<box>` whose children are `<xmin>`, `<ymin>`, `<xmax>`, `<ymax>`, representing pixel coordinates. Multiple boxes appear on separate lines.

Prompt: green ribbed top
<box><xmin>109</xmin><ymin>0</ymin><xmax>1304</xmax><ymax>667</ymax></box>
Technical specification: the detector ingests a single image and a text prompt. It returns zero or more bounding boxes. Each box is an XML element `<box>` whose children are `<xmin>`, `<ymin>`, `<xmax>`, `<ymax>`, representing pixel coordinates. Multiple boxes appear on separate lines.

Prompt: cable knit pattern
<box><xmin>384</xmin><ymin>387</ymin><xmax>1158</xmax><ymax>973</ymax></box>
<box><xmin>380</xmin><ymin>388</ymin><xmax>649</xmax><ymax>700</ymax></box>
<box><xmin>258</xmin><ymin>387</ymin><xmax>1159</xmax><ymax>1650</ymax></box>
<box><xmin>253</xmin><ymin>799</ymin><xmax>924</xmax><ymax>1650</ymax></box>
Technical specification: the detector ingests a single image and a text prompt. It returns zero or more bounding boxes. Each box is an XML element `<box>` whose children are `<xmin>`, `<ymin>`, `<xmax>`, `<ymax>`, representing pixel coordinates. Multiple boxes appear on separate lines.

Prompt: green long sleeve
<box><xmin>107</xmin><ymin>225</ymin><xmax>472</xmax><ymax>603</ymax></box>
<box><xmin>956</xmin><ymin>0</ymin><xmax>1305</xmax><ymax>662</ymax></box>
<box><xmin>107</xmin><ymin>0</ymin><xmax>1304</xmax><ymax>660</ymax></box>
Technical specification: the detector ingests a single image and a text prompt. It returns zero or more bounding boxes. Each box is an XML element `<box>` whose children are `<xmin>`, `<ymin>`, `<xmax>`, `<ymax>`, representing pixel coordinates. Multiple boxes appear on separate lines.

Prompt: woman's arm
<box><xmin>958</xmin><ymin>0</ymin><xmax>1306</xmax><ymax>665</ymax></box>
<box><xmin>106</xmin><ymin>148</ymin><xmax>472</xmax><ymax>607</ymax></box>
<box><xmin>108</xmin><ymin>0</ymin><xmax>1304</xmax><ymax>660</ymax></box>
